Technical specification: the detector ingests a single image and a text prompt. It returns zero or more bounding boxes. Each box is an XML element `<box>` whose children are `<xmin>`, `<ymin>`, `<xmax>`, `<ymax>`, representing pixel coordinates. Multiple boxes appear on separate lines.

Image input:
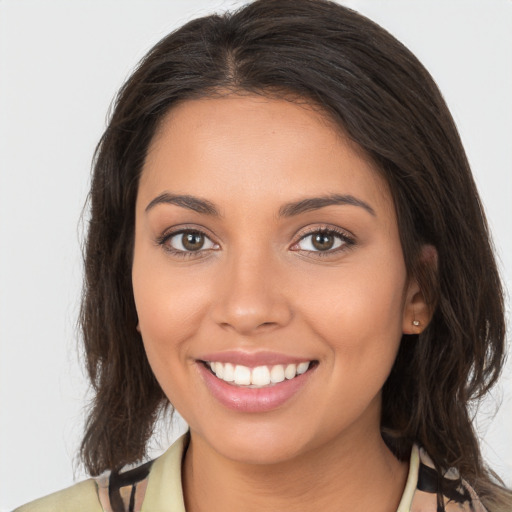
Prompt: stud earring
<box><xmin>412</xmin><ymin>320</ymin><xmax>420</xmax><ymax>327</ymax></box>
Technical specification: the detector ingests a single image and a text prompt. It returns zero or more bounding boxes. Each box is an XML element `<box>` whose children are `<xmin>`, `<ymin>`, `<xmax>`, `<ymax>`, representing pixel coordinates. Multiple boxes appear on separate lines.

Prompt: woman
<box><xmin>15</xmin><ymin>0</ymin><xmax>511</xmax><ymax>511</ymax></box>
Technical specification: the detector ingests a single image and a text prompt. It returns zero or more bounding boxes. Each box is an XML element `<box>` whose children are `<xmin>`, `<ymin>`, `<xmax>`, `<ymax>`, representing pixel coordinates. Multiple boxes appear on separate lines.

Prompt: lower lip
<box><xmin>197</xmin><ymin>363</ymin><xmax>315</xmax><ymax>413</ymax></box>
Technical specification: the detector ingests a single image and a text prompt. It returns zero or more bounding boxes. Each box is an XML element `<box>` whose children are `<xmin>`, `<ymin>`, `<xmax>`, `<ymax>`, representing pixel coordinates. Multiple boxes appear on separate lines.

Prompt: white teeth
<box><xmin>233</xmin><ymin>365</ymin><xmax>251</xmax><ymax>385</ymax></box>
<box><xmin>270</xmin><ymin>364</ymin><xmax>285</xmax><ymax>383</ymax></box>
<box><xmin>207</xmin><ymin>360</ymin><xmax>312</xmax><ymax>387</ymax></box>
<box><xmin>223</xmin><ymin>362</ymin><xmax>235</xmax><ymax>382</ymax></box>
<box><xmin>213</xmin><ymin>362</ymin><xmax>224</xmax><ymax>379</ymax></box>
<box><xmin>284</xmin><ymin>364</ymin><xmax>296</xmax><ymax>379</ymax></box>
<box><xmin>297</xmin><ymin>362</ymin><xmax>310</xmax><ymax>374</ymax></box>
<box><xmin>251</xmin><ymin>366</ymin><xmax>270</xmax><ymax>386</ymax></box>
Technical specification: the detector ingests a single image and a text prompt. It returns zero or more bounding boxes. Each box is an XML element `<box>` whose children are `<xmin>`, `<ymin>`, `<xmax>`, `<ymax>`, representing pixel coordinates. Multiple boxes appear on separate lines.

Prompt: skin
<box><xmin>132</xmin><ymin>95</ymin><xmax>430</xmax><ymax>512</ymax></box>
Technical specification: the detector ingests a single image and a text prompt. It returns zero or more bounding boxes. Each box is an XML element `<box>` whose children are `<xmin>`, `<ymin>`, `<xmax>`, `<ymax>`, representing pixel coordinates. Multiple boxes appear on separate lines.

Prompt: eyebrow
<box><xmin>278</xmin><ymin>194</ymin><xmax>376</xmax><ymax>217</ymax></box>
<box><xmin>145</xmin><ymin>192</ymin><xmax>376</xmax><ymax>218</ymax></box>
<box><xmin>145</xmin><ymin>193</ymin><xmax>220</xmax><ymax>216</ymax></box>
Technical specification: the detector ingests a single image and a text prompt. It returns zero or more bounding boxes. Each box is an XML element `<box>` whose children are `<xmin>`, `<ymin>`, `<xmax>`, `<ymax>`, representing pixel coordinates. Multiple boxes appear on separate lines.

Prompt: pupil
<box><xmin>312</xmin><ymin>233</ymin><xmax>334</xmax><ymax>251</ymax></box>
<box><xmin>183</xmin><ymin>232</ymin><xmax>204</xmax><ymax>251</ymax></box>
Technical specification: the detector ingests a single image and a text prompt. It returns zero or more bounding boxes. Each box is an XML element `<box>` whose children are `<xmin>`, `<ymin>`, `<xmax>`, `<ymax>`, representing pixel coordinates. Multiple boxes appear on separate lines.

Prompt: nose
<box><xmin>210</xmin><ymin>248</ymin><xmax>293</xmax><ymax>336</ymax></box>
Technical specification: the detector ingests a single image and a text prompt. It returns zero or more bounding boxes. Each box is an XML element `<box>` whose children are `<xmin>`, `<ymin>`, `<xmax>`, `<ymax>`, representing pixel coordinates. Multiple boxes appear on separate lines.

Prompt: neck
<box><xmin>182</xmin><ymin>425</ymin><xmax>408</xmax><ymax>512</ymax></box>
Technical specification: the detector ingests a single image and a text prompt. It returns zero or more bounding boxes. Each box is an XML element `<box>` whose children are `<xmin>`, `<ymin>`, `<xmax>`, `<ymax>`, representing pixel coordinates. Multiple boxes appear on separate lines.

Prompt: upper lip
<box><xmin>197</xmin><ymin>350</ymin><xmax>315</xmax><ymax>368</ymax></box>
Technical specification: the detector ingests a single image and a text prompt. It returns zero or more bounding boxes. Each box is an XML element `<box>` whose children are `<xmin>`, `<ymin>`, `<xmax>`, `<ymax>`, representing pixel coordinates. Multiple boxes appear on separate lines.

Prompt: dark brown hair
<box><xmin>80</xmin><ymin>0</ymin><xmax>510</xmax><ymax>508</ymax></box>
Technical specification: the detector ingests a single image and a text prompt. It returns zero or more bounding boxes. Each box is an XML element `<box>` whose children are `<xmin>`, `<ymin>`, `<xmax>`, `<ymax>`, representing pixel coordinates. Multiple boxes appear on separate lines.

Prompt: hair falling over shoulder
<box><xmin>79</xmin><ymin>1</ymin><xmax>511</xmax><ymax>509</ymax></box>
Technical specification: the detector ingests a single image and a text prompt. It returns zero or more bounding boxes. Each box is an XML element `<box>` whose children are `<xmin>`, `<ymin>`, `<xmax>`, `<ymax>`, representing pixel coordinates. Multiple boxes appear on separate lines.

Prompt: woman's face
<box><xmin>132</xmin><ymin>95</ymin><xmax>422</xmax><ymax>464</ymax></box>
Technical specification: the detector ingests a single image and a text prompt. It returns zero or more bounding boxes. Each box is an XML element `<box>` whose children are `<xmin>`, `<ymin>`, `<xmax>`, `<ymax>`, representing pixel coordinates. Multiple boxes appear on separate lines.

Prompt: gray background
<box><xmin>1</xmin><ymin>0</ymin><xmax>511</xmax><ymax>509</ymax></box>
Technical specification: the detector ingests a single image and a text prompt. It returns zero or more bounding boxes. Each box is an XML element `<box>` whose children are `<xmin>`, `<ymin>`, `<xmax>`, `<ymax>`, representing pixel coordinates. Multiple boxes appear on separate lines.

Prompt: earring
<box><xmin>412</xmin><ymin>319</ymin><xmax>420</xmax><ymax>327</ymax></box>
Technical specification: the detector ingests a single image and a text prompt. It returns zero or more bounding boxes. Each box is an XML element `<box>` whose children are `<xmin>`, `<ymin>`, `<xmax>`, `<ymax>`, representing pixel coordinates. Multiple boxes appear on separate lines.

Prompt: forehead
<box><xmin>139</xmin><ymin>95</ymin><xmax>392</xmax><ymax>217</ymax></box>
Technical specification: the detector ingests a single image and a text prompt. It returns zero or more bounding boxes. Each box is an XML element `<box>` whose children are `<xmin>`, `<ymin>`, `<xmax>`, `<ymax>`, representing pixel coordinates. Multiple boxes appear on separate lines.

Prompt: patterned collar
<box><xmin>95</xmin><ymin>435</ymin><xmax>487</xmax><ymax>512</ymax></box>
<box><xmin>398</xmin><ymin>445</ymin><xmax>487</xmax><ymax>512</ymax></box>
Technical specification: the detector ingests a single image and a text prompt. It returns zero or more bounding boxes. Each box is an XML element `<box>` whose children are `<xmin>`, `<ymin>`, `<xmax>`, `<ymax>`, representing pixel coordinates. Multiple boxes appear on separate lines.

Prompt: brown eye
<box><xmin>295</xmin><ymin>229</ymin><xmax>349</xmax><ymax>253</ymax></box>
<box><xmin>312</xmin><ymin>233</ymin><xmax>335</xmax><ymax>251</ymax></box>
<box><xmin>182</xmin><ymin>232</ymin><xmax>205</xmax><ymax>251</ymax></box>
<box><xmin>166</xmin><ymin>230</ymin><xmax>217</xmax><ymax>253</ymax></box>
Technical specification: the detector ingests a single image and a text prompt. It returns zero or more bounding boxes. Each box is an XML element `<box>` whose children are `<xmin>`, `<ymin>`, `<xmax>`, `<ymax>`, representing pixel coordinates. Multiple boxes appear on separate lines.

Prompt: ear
<box><xmin>402</xmin><ymin>245</ymin><xmax>437</xmax><ymax>335</ymax></box>
<box><xmin>402</xmin><ymin>281</ymin><xmax>428</xmax><ymax>334</ymax></box>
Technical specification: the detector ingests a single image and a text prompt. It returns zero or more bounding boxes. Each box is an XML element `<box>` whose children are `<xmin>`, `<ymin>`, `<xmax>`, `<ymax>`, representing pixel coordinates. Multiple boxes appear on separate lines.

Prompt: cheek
<box><xmin>291</xmin><ymin>258</ymin><xmax>406</xmax><ymax>427</ymax></box>
<box><xmin>294</xmin><ymin>253</ymin><xmax>406</xmax><ymax>367</ymax></box>
<box><xmin>296</xmin><ymin>260</ymin><xmax>405</xmax><ymax>345</ymax></box>
<box><xmin>131</xmin><ymin>244</ymin><xmax>212</xmax><ymax>367</ymax></box>
<box><xmin>132</xmin><ymin>255</ymin><xmax>215</xmax><ymax>414</ymax></box>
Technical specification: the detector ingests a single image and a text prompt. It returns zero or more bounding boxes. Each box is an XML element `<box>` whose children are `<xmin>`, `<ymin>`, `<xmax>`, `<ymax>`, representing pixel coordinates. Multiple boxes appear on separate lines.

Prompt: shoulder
<box><xmin>13</xmin><ymin>460</ymin><xmax>154</xmax><ymax>512</ymax></box>
<box><xmin>93</xmin><ymin>434</ymin><xmax>187</xmax><ymax>511</ymax></box>
<box><xmin>13</xmin><ymin>479</ymin><xmax>102</xmax><ymax>512</ymax></box>
<box><xmin>410</xmin><ymin>446</ymin><xmax>488</xmax><ymax>512</ymax></box>
<box><xmin>13</xmin><ymin>461</ymin><xmax>154</xmax><ymax>512</ymax></box>
<box><xmin>13</xmin><ymin>434</ymin><xmax>188</xmax><ymax>512</ymax></box>
<box><xmin>96</xmin><ymin>458</ymin><xmax>154</xmax><ymax>512</ymax></box>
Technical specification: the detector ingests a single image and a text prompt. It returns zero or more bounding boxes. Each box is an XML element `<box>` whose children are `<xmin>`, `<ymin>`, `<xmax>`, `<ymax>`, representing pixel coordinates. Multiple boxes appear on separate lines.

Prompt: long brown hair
<box><xmin>79</xmin><ymin>0</ymin><xmax>510</xmax><ymax>508</ymax></box>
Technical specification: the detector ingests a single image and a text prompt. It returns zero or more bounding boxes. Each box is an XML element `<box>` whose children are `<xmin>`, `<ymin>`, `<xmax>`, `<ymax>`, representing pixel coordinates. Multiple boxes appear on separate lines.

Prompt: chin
<box><xmin>192</xmin><ymin>419</ymin><xmax>317</xmax><ymax>466</ymax></box>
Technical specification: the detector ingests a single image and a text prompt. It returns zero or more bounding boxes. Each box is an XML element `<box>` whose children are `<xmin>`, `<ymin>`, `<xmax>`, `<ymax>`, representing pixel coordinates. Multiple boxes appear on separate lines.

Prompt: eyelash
<box><xmin>156</xmin><ymin>225</ymin><xmax>355</xmax><ymax>259</ymax></box>
<box><xmin>292</xmin><ymin>226</ymin><xmax>356</xmax><ymax>257</ymax></box>
<box><xmin>156</xmin><ymin>227</ymin><xmax>218</xmax><ymax>259</ymax></box>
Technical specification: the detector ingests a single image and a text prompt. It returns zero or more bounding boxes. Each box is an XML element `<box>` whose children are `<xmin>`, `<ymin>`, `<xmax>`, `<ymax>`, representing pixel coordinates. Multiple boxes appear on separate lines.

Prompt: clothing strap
<box><xmin>95</xmin><ymin>459</ymin><xmax>154</xmax><ymax>512</ymax></box>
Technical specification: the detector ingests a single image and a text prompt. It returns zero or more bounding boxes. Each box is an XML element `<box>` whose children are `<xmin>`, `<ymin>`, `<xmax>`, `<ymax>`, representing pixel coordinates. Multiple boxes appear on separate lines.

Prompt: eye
<box><xmin>293</xmin><ymin>228</ymin><xmax>354</xmax><ymax>254</ymax></box>
<box><xmin>160</xmin><ymin>229</ymin><xmax>218</xmax><ymax>254</ymax></box>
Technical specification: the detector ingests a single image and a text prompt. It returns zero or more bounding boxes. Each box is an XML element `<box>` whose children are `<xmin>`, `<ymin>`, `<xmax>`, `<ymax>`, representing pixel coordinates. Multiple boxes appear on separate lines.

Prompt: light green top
<box><xmin>15</xmin><ymin>435</ymin><xmax>485</xmax><ymax>512</ymax></box>
<box><xmin>14</xmin><ymin>436</ymin><xmax>188</xmax><ymax>512</ymax></box>
<box><xmin>141</xmin><ymin>435</ymin><xmax>187</xmax><ymax>512</ymax></box>
<box><xmin>13</xmin><ymin>479</ymin><xmax>103</xmax><ymax>512</ymax></box>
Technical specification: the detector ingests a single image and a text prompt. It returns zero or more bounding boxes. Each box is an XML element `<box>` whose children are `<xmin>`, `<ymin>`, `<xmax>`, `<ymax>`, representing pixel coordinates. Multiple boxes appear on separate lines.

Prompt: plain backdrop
<box><xmin>1</xmin><ymin>0</ymin><xmax>511</xmax><ymax>509</ymax></box>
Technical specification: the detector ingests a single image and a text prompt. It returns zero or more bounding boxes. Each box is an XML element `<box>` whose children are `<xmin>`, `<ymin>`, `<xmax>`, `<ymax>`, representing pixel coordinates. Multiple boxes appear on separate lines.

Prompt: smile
<box><xmin>205</xmin><ymin>361</ymin><xmax>311</xmax><ymax>388</ymax></box>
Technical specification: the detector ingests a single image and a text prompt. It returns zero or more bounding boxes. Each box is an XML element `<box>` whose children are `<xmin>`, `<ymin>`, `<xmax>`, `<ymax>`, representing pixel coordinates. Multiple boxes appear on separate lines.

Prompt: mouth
<box><xmin>200</xmin><ymin>360</ymin><xmax>317</xmax><ymax>388</ymax></box>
